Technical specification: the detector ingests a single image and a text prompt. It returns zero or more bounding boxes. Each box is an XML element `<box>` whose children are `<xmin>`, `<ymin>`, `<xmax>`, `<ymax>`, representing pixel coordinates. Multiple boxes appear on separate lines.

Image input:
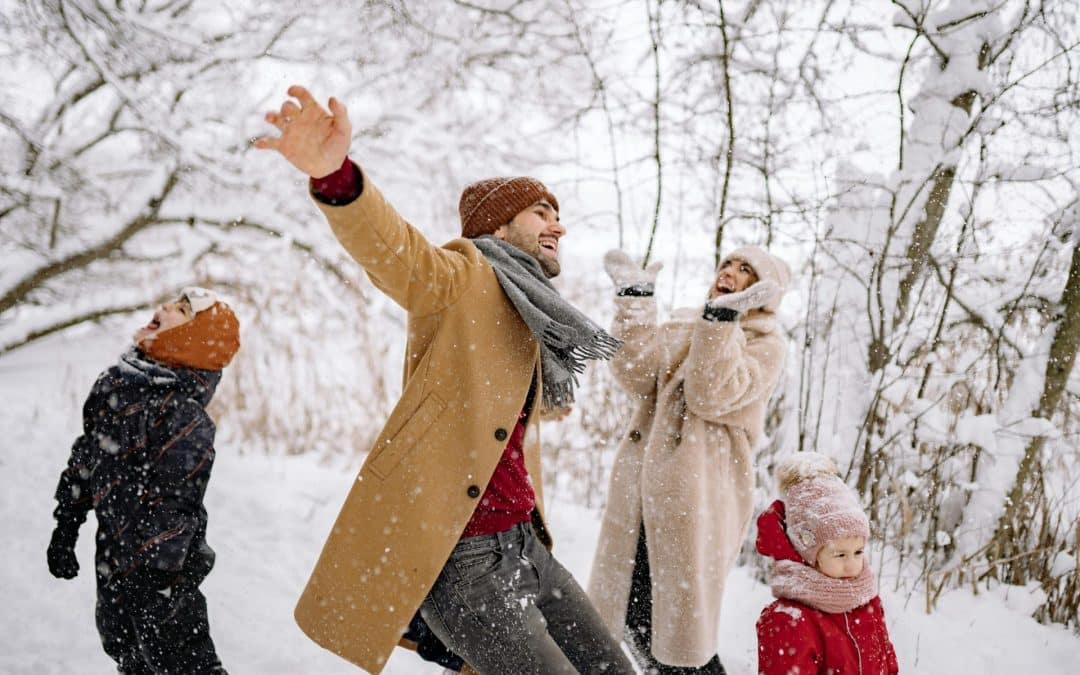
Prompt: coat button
<box><xmin>494</xmin><ymin>428</ymin><xmax>508</xmax><ymax>442</ymax></box>
<box><xmin>467</xmin><ymin>485</ymin><xmax>481</xmax><ymax>498</ymax></box>
<box><xmin>629</xmin><ymin>429</ymin><xmax>642</xmax><ymax>442</ymax></box>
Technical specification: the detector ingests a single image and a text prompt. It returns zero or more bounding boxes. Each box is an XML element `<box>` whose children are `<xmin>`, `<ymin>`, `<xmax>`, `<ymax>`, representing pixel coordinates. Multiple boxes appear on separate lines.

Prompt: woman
<box><xmin>588</xmin><ymin>246</ymin><xmax>790</xmax><ymax>674</ymax></box>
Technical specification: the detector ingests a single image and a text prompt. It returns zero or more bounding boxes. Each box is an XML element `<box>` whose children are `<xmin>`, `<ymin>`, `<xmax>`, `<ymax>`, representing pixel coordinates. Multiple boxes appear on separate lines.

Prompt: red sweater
<box><xmin>312</xmin><ymin>160</ymin><xmax>536</xmax><ymax>538</ymax></box>
<box><xmin>460</xmin><ymin>410</ymin><xmax>535</xmax><ymax>537</ymax></box>
<box><xmin>756</xmin><ymin>501</ymin><xmax>899</xmax><ymax>675</ymax></box>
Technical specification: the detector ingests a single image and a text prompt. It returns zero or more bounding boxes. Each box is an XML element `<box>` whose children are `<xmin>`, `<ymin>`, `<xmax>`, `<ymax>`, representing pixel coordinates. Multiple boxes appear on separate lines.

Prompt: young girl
<box><xmin>755</xmin><ymin>452</ymin><xmax>899</xmax><ymax>674</ymax></box>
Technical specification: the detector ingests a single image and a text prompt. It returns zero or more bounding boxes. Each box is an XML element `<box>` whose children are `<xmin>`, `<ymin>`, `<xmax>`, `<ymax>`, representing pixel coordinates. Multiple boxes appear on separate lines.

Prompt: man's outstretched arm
<box><xmin>255</xmin><ymin>85</ymin><xmax>477</xmax><ymax>315</ymax></box>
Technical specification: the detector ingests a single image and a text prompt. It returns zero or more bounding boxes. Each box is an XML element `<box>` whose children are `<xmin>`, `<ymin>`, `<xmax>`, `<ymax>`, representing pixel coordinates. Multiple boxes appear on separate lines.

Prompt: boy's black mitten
<box><xmin>125</xmin><ymin>564</ymin><xmax>180</xmax><ymax>597</ymax></box>
<box><xmin>403</xmin><ymin>612</ymin><xmax>465</xmax><ymax>670</ymax></box>
<box><xmin>47</xmin><ymin>524</ymin><xmax>80</xmax><ymax>579</ymax></box>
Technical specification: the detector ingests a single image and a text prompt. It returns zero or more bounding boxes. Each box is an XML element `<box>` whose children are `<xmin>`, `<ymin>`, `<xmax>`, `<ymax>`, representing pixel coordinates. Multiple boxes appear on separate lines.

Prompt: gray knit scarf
<box><xmin>473</xmin><ymin>236</ymin><xmax>622</xmax><ymax>409</ymax></box>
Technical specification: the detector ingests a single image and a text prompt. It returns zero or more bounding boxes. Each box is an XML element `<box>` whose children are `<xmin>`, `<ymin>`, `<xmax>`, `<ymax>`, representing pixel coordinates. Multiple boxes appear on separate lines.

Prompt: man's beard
<box><xmin>534</xmin><ymin>248</ymin><xmax>561</xmax><ymax>278</ymax></box>
<box><xmin>504</xmin><ymin>229</ymin><xmax>560</xmax><ymax>278</ymax></box>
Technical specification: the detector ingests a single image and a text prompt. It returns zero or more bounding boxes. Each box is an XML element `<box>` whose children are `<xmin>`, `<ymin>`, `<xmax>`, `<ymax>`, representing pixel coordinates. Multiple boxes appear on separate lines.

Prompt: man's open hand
<box><xmin>254</xmin><ymin>85</ymin><xmax>352</xmax><ymax>178</ymax></box>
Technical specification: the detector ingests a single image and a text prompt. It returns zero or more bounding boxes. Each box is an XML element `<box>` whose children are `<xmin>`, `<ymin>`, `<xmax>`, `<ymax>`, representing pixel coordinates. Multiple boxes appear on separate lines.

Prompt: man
<box><xmin>256</xmin><ymin>85</ymin><xmax>634</xmax><ymax>675</ymax></box>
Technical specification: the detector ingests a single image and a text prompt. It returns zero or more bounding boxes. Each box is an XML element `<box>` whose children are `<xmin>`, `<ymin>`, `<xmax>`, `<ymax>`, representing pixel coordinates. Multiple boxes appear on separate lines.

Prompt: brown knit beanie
<box><xmin>459</xmin><ymin>177</ymin><xmax>559</xmax><ymax>238</ymax></box>
<box><xmin>143</xmin><ymin>301</ymin><xmax>241</xmax><ymax>371</ymax></box>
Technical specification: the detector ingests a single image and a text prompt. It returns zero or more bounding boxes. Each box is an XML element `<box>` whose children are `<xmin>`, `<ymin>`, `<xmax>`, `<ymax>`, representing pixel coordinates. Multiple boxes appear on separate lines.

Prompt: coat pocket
<box><xmin>368</xmin><ymin>392</ymin><xmax>447</xmax><ymax>479</ymax></box>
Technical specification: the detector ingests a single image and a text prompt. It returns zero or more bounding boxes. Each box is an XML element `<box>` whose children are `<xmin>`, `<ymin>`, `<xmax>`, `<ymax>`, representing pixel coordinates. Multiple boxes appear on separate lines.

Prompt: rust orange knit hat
<box><xmin>143</xmin><ymin>300</ymin><xmax>240</xmax><ymax>371</ymax></box>
<box><xmin>459</xmin><ymin>177</ymin><xmax>559</xmax><ymax>238</ymax></box>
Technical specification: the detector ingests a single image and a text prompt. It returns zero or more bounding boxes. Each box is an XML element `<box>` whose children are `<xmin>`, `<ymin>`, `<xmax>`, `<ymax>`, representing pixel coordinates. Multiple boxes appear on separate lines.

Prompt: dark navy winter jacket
<box><xmin>53</xmin><ymin>349</ymin><xmax>222</xmax><ymax>580</ymax></box>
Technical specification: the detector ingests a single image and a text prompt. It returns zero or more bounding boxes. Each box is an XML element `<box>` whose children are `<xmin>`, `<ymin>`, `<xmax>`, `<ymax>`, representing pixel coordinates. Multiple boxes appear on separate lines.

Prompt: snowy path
<box><xmin>2</xmin><ymin>334</ymin><xmax>1078</xmax><ymax>674</ymax></box>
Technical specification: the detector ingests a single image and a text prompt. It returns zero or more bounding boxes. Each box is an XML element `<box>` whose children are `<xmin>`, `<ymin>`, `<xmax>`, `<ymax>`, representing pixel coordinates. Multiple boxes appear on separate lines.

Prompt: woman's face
<box><xmin>708</xmin><ymin>257</ymin><xmax>758</xmax><ymax>300</ymax></box>
<box><xmin>815</xmin><ymin>536</ymin><xmax>867</xmax><ymax>579</ymax></box>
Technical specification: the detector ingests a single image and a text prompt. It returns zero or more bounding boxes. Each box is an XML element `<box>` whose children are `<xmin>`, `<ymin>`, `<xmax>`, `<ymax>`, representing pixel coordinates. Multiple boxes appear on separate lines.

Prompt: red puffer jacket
<box><xmin>755</xmin><ymin>500</ymin><xmax>899</xmax><ymax>675</ymax></box>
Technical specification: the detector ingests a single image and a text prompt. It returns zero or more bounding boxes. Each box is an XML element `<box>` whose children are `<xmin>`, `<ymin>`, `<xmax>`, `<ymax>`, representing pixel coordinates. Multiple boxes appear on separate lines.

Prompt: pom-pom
<box><xmin>775</xmin><ymin>452</ymin><xmax>840</xmax><ymax>494</ymax></box>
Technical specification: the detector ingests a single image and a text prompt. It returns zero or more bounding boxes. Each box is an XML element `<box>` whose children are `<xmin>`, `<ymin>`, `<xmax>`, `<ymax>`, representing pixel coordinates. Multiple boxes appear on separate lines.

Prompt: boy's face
<box><xmin>133</xmin><ymin>295</ymin><xmax>195</xmax><ymax>346</ymax></box>
<box><xmin>493</xmin><ymin>200</ymin><xmax>565</xmax><ymax>278</ymax></box>
<box><xmin>709</xmin><ymin>257</ymin><xmax>758</xmax><ymax>300</ymax></box>
<box><xmin>815</xmin><ymin>535</ymin><xmax>867</xmax><ymax>579</ymax></box>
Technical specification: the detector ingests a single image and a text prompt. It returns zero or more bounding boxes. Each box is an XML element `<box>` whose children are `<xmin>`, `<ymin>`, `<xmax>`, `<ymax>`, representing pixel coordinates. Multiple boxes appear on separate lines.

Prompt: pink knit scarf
<box><xmin>769</xmin><ymin>559</ymin><xmax>877</xmax><ymax>614</ymax></box>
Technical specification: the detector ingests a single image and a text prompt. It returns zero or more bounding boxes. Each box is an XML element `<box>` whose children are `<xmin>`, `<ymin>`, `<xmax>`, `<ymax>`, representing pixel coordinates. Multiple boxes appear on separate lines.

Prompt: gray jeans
<box><xmin>420</xmin><ymin>521</ymin><xmax>635</xmax><ymax>674</ymax></box>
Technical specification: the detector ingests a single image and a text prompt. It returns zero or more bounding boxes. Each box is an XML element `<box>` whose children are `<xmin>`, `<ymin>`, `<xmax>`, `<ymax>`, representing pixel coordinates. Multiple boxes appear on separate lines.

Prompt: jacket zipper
<box><xmin>843</xmin><ymin>611</ymin><xmax>863</xmax><ymax>675</ymax></box>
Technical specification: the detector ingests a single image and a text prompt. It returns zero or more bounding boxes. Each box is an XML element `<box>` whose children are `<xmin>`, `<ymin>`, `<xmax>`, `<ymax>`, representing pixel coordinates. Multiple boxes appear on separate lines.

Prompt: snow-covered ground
<box><xmin>3</xmin><ymin>330</ymin><xmax>1078</xmax><ymax>674</ymax></box>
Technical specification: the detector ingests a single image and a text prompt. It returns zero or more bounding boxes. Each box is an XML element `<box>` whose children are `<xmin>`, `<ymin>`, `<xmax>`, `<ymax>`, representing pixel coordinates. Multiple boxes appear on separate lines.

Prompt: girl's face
<box><xmin>133</xmin><ymin>295</ymin><xmax>194</xmax><ymax>346</ymax></box>
<box><xmin>815</xmin><ymin>536</ymin><xmax>867</xmax><ymax>579</ymax></box>
<box><xmin>708</xmin><ymin>257</ymin><xmax>758</xmax><ymax>300</ymax></box>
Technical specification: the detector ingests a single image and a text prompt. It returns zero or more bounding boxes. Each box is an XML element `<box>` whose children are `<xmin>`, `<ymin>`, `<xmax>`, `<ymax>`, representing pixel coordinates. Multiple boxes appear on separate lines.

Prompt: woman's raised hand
<box><xmin>255</xmin><ymin>85</ymin><xmax>352</xmax><ymax>178</ymax></box>
<box><xmin>603</xmin><ymin>249</ymin><xmax>663</xmax><ymax>292</ymax></box>
<box><xmin>706</xmin><ymin>280</ymin><xmax>781</xmax><ymax>314</ymax></box>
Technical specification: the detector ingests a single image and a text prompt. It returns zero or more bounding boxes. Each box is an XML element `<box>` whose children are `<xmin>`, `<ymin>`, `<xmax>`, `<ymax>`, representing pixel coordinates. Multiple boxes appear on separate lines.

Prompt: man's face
<box><xmin>708</xmin><ymin>257</ymin><xmax>758</xmax><ymax>300</ymax></box>
<box><xmin>494</xmin><ymin>200</ymin><xmax>564</xmax><ymax>278</ymax></box>
<box><xmin>133</xmin><ymin>295</ymin><xmax>194</xmax><ymax>346</ymax></box>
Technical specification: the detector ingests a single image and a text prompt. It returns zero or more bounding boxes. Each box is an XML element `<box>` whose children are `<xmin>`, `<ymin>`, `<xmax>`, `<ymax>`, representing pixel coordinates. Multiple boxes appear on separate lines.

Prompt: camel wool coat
<box><xmin>293</xmin><ymin>167</ymin><xmax>550</xmax><ymax>673</ymax></box>
<box><xmin>588</xmin><ymin>297</ymin><xmax>786</xmax><ymax>667</ymax></box>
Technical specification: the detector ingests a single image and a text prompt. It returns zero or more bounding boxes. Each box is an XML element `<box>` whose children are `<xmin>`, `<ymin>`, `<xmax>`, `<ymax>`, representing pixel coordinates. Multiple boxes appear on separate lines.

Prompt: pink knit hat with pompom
<box><xmin>776</xmin><ymin>452</ymin><xmax>870</xmax><ymax>565</ymax></box>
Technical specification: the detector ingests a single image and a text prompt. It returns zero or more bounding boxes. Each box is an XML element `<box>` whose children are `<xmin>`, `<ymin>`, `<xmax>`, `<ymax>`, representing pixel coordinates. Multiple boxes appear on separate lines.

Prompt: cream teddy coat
<box><xmin>588</xmin><ymin>298</ymin><xmax>786</xmax><ymax>667</ymax></box>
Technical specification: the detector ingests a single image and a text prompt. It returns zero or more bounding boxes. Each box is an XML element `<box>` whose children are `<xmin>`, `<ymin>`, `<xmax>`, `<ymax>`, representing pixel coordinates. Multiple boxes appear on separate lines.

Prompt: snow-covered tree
<box><xmin>3</xmin><ymin>0</ymin><xmax>1078</xmax><ymax>629</ymax></box>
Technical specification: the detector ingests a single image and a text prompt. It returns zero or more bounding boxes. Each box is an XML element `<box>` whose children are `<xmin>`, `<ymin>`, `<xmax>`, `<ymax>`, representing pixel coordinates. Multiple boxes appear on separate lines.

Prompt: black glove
<box><xmin>704</xmin><ymin>280</ymin><xmax>781</xmax><ymax>321</ymax></box>
<box><xmin>47</xmin><ymin>525</ymin><xmax>80</xmax><ymax>579</ymax></box>
<box><xmin>403</xmin><ymin>611</ymin><xmax>465</xmax><ymax>670</ymax></box>
<box><xmin>114</xmin><ymin>564</ymin><xmax>181</xmax><ymax>603</ymax></box>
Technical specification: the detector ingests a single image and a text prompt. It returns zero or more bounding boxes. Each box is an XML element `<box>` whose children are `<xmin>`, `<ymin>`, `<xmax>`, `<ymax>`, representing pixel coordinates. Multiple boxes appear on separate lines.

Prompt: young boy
<box><xmin>47</xmin><ymin>287</ymin><xmax>240</xmax><ymax>675</ymax></box>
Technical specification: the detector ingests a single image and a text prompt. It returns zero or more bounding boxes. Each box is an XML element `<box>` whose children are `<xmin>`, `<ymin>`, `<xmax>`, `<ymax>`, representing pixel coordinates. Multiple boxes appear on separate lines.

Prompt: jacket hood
<box><xmin>756</xmin><ymin>499</ymin><xmax>805</xmax><ymax>564</ymax></box>
<box><xmin>121</xmin><ymin>348</ymin><xmax>222</xmax><ymax>407</ymax></box>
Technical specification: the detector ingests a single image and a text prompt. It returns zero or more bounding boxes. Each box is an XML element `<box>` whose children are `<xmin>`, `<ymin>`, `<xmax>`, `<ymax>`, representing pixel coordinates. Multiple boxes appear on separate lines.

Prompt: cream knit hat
<box><xmin>719</xmin><ymin>246</ymin><xmax>791</xmax><ymax>312</ymax></box>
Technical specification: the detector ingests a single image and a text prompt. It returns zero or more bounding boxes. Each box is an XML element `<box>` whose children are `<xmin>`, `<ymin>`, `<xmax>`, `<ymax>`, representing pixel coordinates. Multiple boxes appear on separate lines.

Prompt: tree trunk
<box><xmin>890</xmin><ymin>90</ymin><xmax>981</xmax><ymax>333</ymax></box>
<box><xmin>992</xmin><ymin>237</ymin><xmax>1080</xmax><ymax>570</ymax></box>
